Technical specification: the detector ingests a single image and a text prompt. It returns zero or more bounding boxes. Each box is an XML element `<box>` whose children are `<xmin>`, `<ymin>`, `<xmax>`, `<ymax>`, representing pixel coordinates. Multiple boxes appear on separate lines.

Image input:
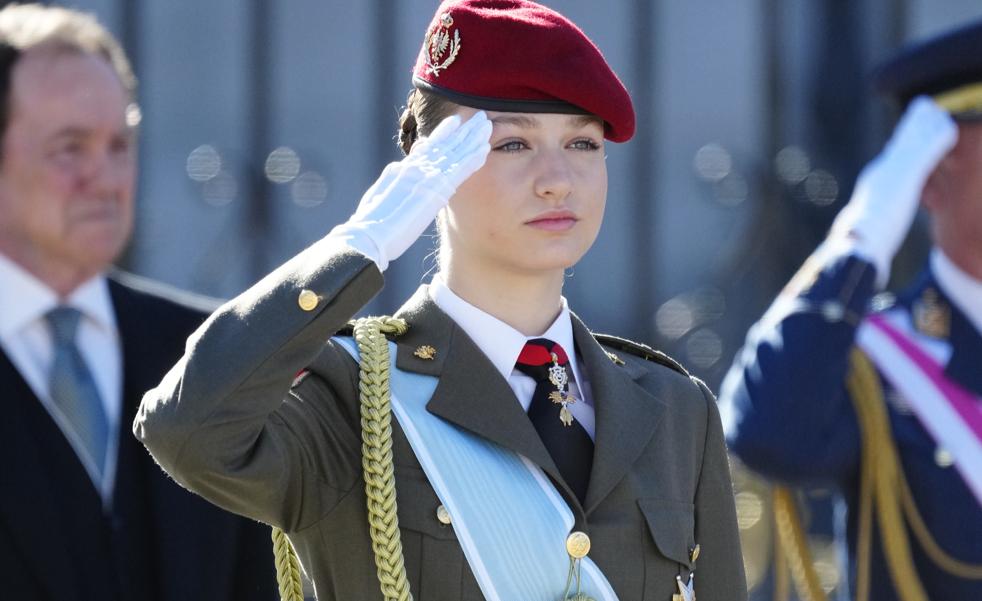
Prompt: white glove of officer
<box><xmin>330</xmin><ymin>111</ymin><xmax>492</xmax><ymax>271</ymax></box>
<box><xmin>829</xmin><ymin>96</ymin><xmax>958</xmax><ymax>287</ymax></box>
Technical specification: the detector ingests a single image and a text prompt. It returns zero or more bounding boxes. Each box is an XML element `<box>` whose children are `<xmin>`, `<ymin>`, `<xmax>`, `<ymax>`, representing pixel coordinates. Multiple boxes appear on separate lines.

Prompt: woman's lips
<box><xmin>526</xmin><ymin>210</ymin><xmax>578</xmax><ymax>231</ymax></box>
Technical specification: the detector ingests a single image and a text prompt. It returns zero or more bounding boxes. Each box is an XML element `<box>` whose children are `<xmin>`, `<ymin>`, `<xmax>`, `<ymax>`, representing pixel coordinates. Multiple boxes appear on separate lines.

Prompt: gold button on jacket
<box><xmin>298</xmin><ymin>289</ymin><xmax>319</xmax><ymax>311</ymax></box>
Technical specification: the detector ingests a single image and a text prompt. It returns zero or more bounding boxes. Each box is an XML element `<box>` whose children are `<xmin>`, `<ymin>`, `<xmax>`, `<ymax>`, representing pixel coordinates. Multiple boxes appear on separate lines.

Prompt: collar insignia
<box><xmin>913</xmin><ymin>287</ymin><xmax>950</xmax><ymax>339</ymax></box>
<box><xmin>414</xmin><ymin>345</ymin><xmax>437</xmax><ymax>360</ymax></box>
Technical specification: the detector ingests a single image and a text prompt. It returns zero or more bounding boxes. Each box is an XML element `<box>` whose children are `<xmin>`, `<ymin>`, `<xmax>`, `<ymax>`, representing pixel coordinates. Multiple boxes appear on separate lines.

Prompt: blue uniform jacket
<box><xmin>719</xmin><ymin>251</ymin><xmax>982</xmax><ymax>601</ymax></box>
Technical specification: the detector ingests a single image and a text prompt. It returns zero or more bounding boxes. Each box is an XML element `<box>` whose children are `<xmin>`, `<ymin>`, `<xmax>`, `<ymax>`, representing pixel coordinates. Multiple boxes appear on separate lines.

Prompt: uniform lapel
<box><xmin>571</xmin><ymin>315</ymin><xmax>669</xmax><ymax>514</ymax></box>
<box><xmin>393</xmin><ymin>286</ymin><xmax>567</xmax><ymax>488</ymax></box>
<box><xmin>943</xmin><ymin>301</ymin><xmax>982</xmax><ymax>397</ymax></box>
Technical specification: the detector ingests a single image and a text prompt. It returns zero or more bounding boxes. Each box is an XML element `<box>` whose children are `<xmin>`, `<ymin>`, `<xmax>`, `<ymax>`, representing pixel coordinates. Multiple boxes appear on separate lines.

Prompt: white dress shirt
<box><xmin>0</xmin><ymin>253</ymin><xmax>122</xmax><ymax>503</ymax></box>
<box><xmin>932</xmin><ymin>248</ymin><xmax>982</xmax><ymax>335</ymax></box>
<box><xmin>430</xmin><ymin>275</ymin><xmax>597</xmax><ymax>440</ymax></box>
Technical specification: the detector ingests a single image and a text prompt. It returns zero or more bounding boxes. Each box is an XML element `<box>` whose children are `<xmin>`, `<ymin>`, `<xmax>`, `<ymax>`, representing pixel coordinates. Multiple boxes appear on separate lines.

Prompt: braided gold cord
<box><xmin>354</xmin><ymin>316</ymin><xmax>413</xmax><ymax>601</ymax></box>
<box><xmin>766</xmin><ymin>348</ymin><xmax>982</xmax><ymax>601</ymax></box>
<box><xmin>772</xmin><ymin>515</ymin><xmax>790</xmax><ymax>601</ymax></box>
<box><xmin>270</xmin><ymin>317</ymin><xmax>411</xmax><ymax>601</ymax></box>
<box><xmin>847</xmin><ymin>350</ymin><xmax>928</xmax><ymax>601</ymax></box>
<box><xmin>772</xmin><ymin>348</ymin><xmax>982</xmax><ymax>601</ymax></box>
<box><xmin>772</xmin><ymin>486</ymin><xmax>828</xmax><ymax>601</ymax></box>
<box><xmin>271</xmin><ymin>526</ymin><xmax>305</xmax><ymax>601</ymax></box>
<box><xmin>898</xmin><ymin>473</ymin><xmax>982</xmax><ymax>579</ymax></box>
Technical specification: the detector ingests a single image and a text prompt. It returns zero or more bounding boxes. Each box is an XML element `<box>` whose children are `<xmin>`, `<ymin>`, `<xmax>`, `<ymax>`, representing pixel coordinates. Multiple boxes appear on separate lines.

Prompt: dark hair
<box><xmin>0</xmin><ymin>4</ymin><xmax>137</xmax><ymax>146</ymax></box>
<box><xmin>397</xmin><ymin>88</ymin><xmax>460</xmax><ymax>154</ymax></box>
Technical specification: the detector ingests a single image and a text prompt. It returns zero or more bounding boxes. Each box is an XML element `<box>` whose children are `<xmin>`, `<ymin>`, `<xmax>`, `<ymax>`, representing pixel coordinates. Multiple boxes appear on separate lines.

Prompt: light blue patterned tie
<box><xmin>46</xmin><ymin>306</ymin><xmax>109</xmax><ymax>489</ymax></box>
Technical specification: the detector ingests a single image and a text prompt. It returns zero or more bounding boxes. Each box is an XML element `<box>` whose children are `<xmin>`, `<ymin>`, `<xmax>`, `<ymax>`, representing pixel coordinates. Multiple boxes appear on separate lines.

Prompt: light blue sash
<box><xmin>336</xmin><ymin>337</ymin><xmax>618</xmax><ymax>601</ymax></box>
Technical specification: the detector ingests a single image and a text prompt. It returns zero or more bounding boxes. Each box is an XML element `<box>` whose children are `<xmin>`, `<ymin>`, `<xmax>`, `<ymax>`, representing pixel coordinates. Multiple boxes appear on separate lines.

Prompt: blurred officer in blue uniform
<box><xmin>720</xmin><ymin>20</ymin><xmax>982</xmax><ymax>601</ymax></box>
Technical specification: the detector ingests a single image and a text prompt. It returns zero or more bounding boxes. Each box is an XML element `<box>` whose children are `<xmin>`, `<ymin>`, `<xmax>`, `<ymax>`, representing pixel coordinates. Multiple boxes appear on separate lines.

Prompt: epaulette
<box><xmin>593</xmin><ymin>333</ymin><xmax>690</xmax><ymax>377</ymax></box>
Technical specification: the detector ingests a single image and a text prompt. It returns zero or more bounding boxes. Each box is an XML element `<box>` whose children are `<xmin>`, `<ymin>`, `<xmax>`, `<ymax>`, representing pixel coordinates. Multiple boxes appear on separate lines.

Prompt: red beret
<box><xmin>412</xmin><ymin>0</ymin><xmax>636</xmax><ymax>142</ymax></box>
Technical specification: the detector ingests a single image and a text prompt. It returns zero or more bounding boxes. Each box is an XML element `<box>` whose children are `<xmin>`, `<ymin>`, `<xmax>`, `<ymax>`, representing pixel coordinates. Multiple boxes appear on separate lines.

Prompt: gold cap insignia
<box><xmin>414</xmin><ymin>345</ymin><xmax>437</xmax><ymax>360</ymax></box>
<box><xmin>913</xmin><ymin>288</ymin><xmax>949</xmax><ymax>339</ymax></box>
<box><xmin>423</xmin><ymin>12</ymin><xmax>461</xmax><ymax>77</ymax></box>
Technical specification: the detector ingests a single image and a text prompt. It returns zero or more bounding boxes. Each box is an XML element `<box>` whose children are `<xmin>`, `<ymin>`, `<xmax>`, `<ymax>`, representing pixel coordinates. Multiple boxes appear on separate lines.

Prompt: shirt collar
<box><xmin>0</xmin><ymin>252</ymin><xmax>116</xmax><ymax>338</ymax></box>
<box><xmin>429</xmin><ymin>275</ymin><xmax>581</xmax><ymax>383</ymax></box>
<box><xmin>931</xmin><ymin>248</ymin><xmax>982</xmax><ymax>334</ymax></box>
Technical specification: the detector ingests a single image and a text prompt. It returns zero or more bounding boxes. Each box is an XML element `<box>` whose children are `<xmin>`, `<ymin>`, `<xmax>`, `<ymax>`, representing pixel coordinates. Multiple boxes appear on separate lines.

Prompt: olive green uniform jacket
<box><xmin>134</xmin><ymin>239</ymin><xmax>746</xmax><ymax>601</ymax></box>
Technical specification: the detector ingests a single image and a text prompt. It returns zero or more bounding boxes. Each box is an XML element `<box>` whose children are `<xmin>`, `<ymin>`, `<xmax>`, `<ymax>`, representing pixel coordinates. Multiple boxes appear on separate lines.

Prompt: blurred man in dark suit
<box><xmin>0</xmin><ymin>4</ymin><xmax>277</xmax><ymax>600</ymax></box>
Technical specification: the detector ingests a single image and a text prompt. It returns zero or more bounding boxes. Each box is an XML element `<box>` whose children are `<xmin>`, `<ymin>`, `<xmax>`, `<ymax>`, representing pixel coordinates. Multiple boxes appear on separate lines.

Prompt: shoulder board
<box><xmin>593</xmin><ymin>333</ymin><xmax>690</xmax><ymax>377</ymax></box>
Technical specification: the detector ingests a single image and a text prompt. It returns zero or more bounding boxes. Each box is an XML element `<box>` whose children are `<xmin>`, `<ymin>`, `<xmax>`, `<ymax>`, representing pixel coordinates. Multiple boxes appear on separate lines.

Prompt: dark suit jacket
<box><xmin>0</xmin><ymin>274</ymin><xmax>277</xmax><ymax>601</ymax></box>
<box><xmin>721</xmin><ymin>253</ymin><xmax>982</xmax><ymax>601</ymax></box>
<box><xmin>136</xmin><ymin>239</ymin><xmax>746</xmax><ymax>601</ymax></box>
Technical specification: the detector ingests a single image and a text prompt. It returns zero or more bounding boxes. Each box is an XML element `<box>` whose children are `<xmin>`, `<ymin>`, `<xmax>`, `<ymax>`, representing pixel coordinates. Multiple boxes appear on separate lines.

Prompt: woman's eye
<box><xmin>569</xmin><ymin>139</ymin><xmax>600</xmax><ymax>151</ymax></box>
<box><xmin>494</xmin><ymin>140</ymin><xmax>527</xmax><ymax>152</ymax></box>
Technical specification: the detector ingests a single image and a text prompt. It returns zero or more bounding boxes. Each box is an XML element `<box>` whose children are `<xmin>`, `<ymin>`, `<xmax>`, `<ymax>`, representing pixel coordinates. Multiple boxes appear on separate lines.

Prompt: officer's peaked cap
<box><xmin>873</xmin><ymin>19</ymin><xmax>982</xmax><ymax>119</ymax></box>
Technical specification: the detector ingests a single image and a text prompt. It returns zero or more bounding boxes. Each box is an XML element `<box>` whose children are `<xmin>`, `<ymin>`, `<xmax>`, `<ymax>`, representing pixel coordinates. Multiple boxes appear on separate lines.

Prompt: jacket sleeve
<box><xmin>718</xmin><ymin>250</ymin><xmax>878</xmax><ymax>485</ymax></box>
<box><xmin>133</xmin><ymin>237</ymin><xmax>384</xmax><ymax>531</ymax></box>
<box><xmin>692</xmin><ymin>378</ymin><xmax>748</xmax><ymax>601</ymax></box>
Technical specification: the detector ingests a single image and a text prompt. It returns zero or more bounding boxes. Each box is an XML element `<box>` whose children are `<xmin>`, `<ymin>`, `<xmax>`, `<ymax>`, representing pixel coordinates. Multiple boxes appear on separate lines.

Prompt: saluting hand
<box><xmin>331</xmin><ymin>111</ymin><xmax>493</xmax><ymax>271</ymax></box>
<box><xmin>830</xmin><ymin>96</ymin><xmax>957</xmax><ymax>286</ymax></box>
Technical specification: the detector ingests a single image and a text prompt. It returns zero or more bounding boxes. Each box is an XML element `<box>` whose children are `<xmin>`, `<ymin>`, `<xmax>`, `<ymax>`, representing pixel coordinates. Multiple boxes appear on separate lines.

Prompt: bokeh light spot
<box><xmin>186</xmin><ymin>144</ymin><xmax>222</xmax><ymax>182</ymax></box>
<box><xmin>201</xmin><ymin>170</ymin><xmax>237</xmax><ymax>206</ymax></box>
<box><xmin>291</xmin><ymin>171</ymin><xmax>329</xmax><ymax>207</ymax></box>
<box><xmin>686</xmin><ymin>328</ymin><xmax>723</xmax><ymax>369</ymax></box>
<box><xmin>804</xmin><ymin>169</ymin><xmax>839</xmax><ymax>206</ymax></box>
<box><xmin>693</xmin><ymin>142</ymin><xmax>732</xmax><ymax>182</ymax></box>
<box><xmin>655</xmin><ymin>298</ymin><xmax>694</xmax><ymax>340</ymax></box>
<box><xmin>775</xmin><ymin>146</ymin><xmax>811</xmax><ymax>184</ymax></box>
<box><xmin>265</xmin><ymin>146</ymin><xmax>301</xmax><ymax>184</ymax></box>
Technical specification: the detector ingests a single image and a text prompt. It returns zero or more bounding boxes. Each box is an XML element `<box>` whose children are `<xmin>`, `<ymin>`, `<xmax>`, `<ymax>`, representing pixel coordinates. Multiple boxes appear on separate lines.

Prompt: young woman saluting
<box><xmin>136</xmin><ymin>2</ymin><xmax>745</xmax><ymax>600</ymax></box>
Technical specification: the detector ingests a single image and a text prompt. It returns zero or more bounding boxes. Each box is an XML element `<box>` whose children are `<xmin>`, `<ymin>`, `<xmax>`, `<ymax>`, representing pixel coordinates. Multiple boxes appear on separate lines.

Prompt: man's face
<box><xmin>923</xmin><ymin>120</ymin><xmax>982</xmax><ymax>275</ymax></box>
<box><xmin>0</xmin><ymin>49</ymin><xmax>135</xmax><ymax>289</ymax></box>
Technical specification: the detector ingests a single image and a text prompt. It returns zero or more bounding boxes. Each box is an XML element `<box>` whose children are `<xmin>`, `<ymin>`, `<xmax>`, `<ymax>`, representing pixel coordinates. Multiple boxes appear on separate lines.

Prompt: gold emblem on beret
<box><xmin>913</xmin><ymin>288</ymin><xmax>949</xmax><ymax>339</ymax></box>
<box><xmin>414</xmin><ymin>345</ymin><xmax>437</xmax><ymax>360</ymax></box>
<box><xmin>423</xmin><ymin>12</ymin><xmax>462</xmax><ymax>77</ymax></box>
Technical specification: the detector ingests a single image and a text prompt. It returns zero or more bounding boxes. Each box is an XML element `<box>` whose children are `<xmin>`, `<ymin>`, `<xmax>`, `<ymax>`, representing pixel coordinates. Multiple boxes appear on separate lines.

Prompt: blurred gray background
<box><xmin>49</xmin><ymin>1</ymin><xmax>982</xmax><ymax>598</ymax></box>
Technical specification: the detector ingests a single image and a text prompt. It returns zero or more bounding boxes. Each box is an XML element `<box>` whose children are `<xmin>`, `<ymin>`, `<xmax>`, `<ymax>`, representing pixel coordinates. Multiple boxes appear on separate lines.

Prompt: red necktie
<box><xmin>515</xmin><ymin>338</ymin><xmax>593</xmax><ymax>504</ymax></box>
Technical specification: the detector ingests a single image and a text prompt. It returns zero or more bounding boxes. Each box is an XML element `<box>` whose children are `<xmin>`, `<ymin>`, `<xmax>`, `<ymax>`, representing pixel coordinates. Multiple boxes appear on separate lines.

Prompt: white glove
<box><xmin>829</xmin><ymin>96</ymin><xmax>958</xmax><ymax>287</ymax></box>
<box><xmin>330</xmin><ymin>111</ymin><xmax>492</xmax><ymax>271</ymax></box>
